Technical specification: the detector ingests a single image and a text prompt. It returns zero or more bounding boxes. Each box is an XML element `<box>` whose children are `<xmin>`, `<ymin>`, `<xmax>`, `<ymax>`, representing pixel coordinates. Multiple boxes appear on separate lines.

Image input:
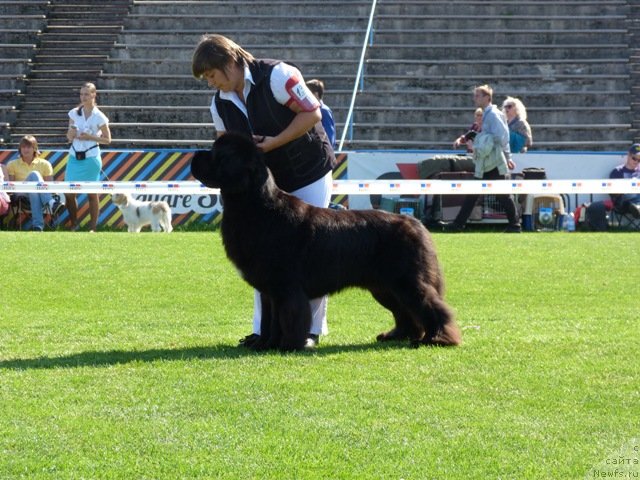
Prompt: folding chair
<box><xmin>608</xmin><ymin>200</ymin><xmax>640</xmax><ymax>230</ymax></box>
<box><xmin>7</xmin><ymin>194</ymin><xmax>63</xmax><ymax>230</ymax></box>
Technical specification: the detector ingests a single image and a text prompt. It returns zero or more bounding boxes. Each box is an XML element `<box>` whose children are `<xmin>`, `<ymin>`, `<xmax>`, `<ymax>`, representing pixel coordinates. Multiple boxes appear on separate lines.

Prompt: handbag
<box><xmin>73</xmin><ymin>144</ymin><xmax>98</xmax><ymax>160</ymax></box>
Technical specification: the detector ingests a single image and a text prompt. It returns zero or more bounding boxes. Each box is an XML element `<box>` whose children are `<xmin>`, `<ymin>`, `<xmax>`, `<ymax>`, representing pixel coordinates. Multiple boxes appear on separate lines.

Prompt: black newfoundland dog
<box><xmin>191</xmin><ymin>133</ymin><xmax>461</xmax><ymax>351</ymax></box>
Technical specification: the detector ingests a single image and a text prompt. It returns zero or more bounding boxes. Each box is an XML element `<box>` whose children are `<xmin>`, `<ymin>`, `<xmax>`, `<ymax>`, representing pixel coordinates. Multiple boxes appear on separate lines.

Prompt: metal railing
<box><xmin>337</xmin><ymin>0</ymin><xmax>378</xmax><ymax>152</ymax></box>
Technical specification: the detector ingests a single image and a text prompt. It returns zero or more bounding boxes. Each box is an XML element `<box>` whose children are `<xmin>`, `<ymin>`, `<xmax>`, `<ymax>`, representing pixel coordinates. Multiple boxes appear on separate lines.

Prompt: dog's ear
<box><xmin>190</xmin><ymin>148</ymin><xmax>219</xmax><ymax>188</ymax></box>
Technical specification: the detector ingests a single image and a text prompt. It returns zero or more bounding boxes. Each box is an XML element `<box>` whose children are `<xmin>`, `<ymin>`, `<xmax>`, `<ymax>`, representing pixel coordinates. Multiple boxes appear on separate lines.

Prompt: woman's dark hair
<box><xmin>306</xmin><ymin>79</ymin><xmax>325</xmax><ymax>101</ymax></box>
<box><xmin>192</xmin><ymin>34</ymin><xmax>254</xmax><ymax>79</ymax></box>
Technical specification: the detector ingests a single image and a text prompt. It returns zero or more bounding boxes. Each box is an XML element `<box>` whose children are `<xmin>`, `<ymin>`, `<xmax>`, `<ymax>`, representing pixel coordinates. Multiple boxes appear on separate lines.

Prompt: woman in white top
<box><xmin>65</xmin><ymin>82</ymin><xmax>111</xmax><ymax>232</ymax></box>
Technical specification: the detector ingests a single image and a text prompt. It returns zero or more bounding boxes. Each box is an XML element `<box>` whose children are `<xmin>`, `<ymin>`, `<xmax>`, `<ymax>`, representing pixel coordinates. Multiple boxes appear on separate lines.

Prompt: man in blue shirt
<box><xmin>307</xmin><ymin>79</ymin><xmax>336</xmax><ymax>149</ymax></box>
<box><xmin>443</xmin><ymin>84</ymin><xmax>520</xmax><ymax>233</ymax></box>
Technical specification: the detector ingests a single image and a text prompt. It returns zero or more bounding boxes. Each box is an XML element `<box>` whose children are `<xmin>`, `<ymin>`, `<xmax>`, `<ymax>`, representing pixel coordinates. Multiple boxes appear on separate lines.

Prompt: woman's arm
<box><xmin>78</xmin><ymin>123</ymin><xmax>111</xmax><ymax>145</ymax></box>
<box><xmin>254</xmin><ymin>105</ymin><xmax>321</xmax><ymax>153</ymax></box>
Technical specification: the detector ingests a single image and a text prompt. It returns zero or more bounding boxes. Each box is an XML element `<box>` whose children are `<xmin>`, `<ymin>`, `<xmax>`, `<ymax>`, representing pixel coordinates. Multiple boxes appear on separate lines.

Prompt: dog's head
<box><xmin>112</xmin><ymin>193</ymin><xmax>130</xmax><ymax>207</ymax></box>
<box><xmin>191</xmin><ymin>133</ymin><xmax>268</xmax><ymax>193</ymax></box>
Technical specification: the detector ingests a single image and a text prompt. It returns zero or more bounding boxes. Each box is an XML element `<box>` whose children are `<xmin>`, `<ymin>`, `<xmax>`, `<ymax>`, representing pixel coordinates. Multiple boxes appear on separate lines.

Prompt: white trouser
<box><xmin>252</xmin><ymin>170</ymin><xmax>332</xmax><ymax>336</ymax></box>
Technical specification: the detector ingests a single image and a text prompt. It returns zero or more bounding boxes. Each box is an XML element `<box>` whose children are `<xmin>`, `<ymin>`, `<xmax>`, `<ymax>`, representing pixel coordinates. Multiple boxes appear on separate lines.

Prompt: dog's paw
<box><xmin>421</xmin><ymin>324</ymin><xmax>462</xmax><ymax>347</ymax></box>
<box><xmin>376</xmin><ymin>327</ymin><xmax>410</xmax><ymax>342</ymax></box>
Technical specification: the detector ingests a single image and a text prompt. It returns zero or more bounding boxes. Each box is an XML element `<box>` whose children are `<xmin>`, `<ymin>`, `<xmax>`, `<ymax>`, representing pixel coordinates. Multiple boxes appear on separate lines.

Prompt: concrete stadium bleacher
<box><xmin>0</xmin><ymin>0</ymin><xmax>638</xmax><ymax>150</ymax></box>
<box><xmin>0</xmin><ymin>0</ymin><xmax>46</xmax><ymax>143</ymax></box>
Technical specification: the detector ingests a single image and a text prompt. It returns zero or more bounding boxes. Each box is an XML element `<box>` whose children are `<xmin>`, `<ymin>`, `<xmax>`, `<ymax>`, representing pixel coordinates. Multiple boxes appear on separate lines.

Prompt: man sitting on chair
<box><xmin>610</xmin><ymin>143</ymin><xmax>640</xmax><ymax>218</ymax></box>
<box><xmin>7</xmin><ymin>135</ymin><xmax>63</xmax><ymax>231</ymax></box>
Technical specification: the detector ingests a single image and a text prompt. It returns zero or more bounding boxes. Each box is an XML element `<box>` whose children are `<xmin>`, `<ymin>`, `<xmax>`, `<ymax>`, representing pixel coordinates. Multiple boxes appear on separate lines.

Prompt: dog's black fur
<box><xmin>191</xmin><ymin>133</ymin><xmax>461</xmax><ymax>351</ymax></box>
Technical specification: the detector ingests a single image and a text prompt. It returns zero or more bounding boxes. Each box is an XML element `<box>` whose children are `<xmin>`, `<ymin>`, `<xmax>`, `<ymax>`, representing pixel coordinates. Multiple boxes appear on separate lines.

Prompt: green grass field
<box><xmin>1</xmin><ymin>231</ymin><xmax>638</xmax><ymax>479</ymax></box>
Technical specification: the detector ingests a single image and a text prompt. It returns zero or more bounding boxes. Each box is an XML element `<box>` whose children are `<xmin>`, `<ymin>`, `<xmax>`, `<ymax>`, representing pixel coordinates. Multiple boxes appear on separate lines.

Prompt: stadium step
<box><xmin>5</xmin><ymin>0</ymin><xmax>133</xmax><ymax>148</ymax></box>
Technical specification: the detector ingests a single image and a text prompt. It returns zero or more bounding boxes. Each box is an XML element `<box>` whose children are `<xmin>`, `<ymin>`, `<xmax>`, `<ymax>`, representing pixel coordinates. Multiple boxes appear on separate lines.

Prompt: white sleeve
<box><xmin>210</xmin><ymin>97</ymin><xmax>226</xmax><ymax>132</ymax></box>
<box><xmin>270</xmin><ymin>62</ymin><xmax>319</xmax><ymax>112</ymax></box>
<box><xmin>97</xmin><ymin>109</ymin><xmax>109</xmax><ymax>126</ymax></box>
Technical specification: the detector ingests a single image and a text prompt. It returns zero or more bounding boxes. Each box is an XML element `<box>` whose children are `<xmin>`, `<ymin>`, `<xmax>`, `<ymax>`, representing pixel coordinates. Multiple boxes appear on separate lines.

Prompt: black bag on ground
<box><xmin>585</xmin><ymin>201</ymin><xmax>609</xmax><ymax>231</ymax></box>
<box><xmin>522</xmin><ymin>167</ymin><xmax>547</xmax><ymax>180</ymax></box>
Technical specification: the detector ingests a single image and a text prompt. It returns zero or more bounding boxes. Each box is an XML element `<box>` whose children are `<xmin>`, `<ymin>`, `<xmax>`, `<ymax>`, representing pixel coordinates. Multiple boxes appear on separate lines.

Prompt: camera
<box><xmin>463</xmin><ymin>130</ymin><xmax>477</xmax><ymax>142</ymax></box>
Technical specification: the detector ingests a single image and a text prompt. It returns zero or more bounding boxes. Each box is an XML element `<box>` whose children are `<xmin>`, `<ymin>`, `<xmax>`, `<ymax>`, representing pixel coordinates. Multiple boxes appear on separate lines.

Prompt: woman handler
<box><xmin>192</xmin><ymin>34</ymin><xmax>335</xmax><ymax>348</ymax></box>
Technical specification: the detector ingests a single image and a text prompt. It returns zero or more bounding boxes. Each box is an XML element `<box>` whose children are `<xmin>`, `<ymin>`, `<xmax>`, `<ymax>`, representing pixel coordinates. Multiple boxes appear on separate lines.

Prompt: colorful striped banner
<box><xmin>0</xmin><ymin>149</ymin><xmax>349</xmax><ymax>229</ymax></box>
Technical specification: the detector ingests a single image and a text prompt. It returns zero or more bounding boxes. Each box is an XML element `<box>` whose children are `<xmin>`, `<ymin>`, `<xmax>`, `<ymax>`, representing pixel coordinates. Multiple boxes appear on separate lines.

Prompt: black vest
<box><xmin>214</xmin><ymin>59</ymin><xmax>335</xmax><ymax>192</ymax></box>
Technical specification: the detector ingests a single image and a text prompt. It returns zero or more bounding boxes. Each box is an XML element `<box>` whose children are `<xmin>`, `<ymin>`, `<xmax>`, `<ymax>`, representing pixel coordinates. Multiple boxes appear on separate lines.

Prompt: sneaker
<box><xmin>30</xmin><ymin>226</ymin><xmax>43</xmax><ymax>232</ymax></box>
<box><xmin>50</xmin><ymin>200</ymin><xmax>64</xmax><ymax>218</ymax></box>
<box><xmin>304</xmin><ymin>334</ymin><xmax>320</xmax><ymax>350</ymax></box>
<box><xmin>238</xmin><ymin>333</ymin><xmax>260</xmax><ymax>347</ymax></box>
<box><xmin>623</xmin><ymin>201</ymin><xmax>640</xmax><ymax>219</ymax></box>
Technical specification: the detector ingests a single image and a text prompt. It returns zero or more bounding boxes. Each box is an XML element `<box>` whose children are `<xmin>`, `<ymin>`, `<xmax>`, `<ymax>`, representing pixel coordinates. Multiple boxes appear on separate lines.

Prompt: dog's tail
<box><xmin>425</xmin><ymin>299</ymin><xmax>462</xmax><ymax>346</ymax></box>
<box><xmin>153</xmin><ymin>202</ymin><xmax>173</xmax><ymax>233</ymax></box>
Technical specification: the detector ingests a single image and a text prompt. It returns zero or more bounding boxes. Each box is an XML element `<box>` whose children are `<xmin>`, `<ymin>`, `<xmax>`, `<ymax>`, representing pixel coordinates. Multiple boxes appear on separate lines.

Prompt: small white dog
<box><xmin>112</xmin><ymin>193</ymin><xmax>173</xmax><ymax>233</ymax></box>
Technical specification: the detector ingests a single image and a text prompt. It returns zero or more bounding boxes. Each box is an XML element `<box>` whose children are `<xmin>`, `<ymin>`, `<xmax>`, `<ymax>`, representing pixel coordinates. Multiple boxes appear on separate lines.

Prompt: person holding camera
<box><xmin>453</xmin><ymin>107</ymin><xmax>483</xmax><ymax>152</ymax></box>
<box><xmin>65</xmin><ymin>82</ymin><xmax>111</xmax><ymax>232</ymax></box>
<box><xmin>192</xmin><ymin>34</ymin><xmax>335</xmax><ymax>349</ymax></box>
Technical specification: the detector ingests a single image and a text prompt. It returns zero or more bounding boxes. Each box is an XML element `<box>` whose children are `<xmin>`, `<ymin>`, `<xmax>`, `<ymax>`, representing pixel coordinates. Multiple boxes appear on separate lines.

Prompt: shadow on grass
<box><xmin>0</xmin><ymin>341</ymin><xmax>416</xmax><ymax>370</ymax></box>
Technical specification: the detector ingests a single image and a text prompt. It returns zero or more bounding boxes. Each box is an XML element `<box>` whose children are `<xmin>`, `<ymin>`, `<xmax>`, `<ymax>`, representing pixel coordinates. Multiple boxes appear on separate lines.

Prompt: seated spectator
<box><xmin>0</xmin><ymin>163</ymin><xmax>10</xmax><ymax>217</ymax></box>
<box><xmin>306</xmin><ymin>79</ymin><xmax>336</xmax><ymax>149</ymax></box>
<box><xmin>610</xmin><ymin>143</ymin><xmax>640</xmax><ymax>218</ymax></box>
<box><xmin>453</xmin><ymin>108</ymin><xmax>483</xmax><ymax>152</ymax></box>
<box><xmin>7</xmin><ymin>135</ymin><xmax>63</xmax><ymax>231</ymax></box>
<box><xmin>502</xmin><ymin>97</ymin><xmax>532</xmax><ymax>153</ymax></box>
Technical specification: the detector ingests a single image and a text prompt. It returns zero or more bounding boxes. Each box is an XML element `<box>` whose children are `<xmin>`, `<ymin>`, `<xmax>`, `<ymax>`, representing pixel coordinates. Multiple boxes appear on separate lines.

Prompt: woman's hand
<box><xmin>78</xmin><ymin>132</ymin><xmax>93</xmax><ymax>141</ymax></box>
<box><xmin>66</xmin><ymin>125</ymin><xmax>78</xmax><ymax>143</ymax></box>
<box><xmin>253</xmin><ymin>135</ymin><xmax>278</xmax><ymax>153</ymax></box>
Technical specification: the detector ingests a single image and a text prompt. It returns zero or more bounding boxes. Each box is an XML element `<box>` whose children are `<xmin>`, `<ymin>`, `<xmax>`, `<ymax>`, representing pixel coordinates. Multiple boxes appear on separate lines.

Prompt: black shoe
<box><xmin>305</xmin><ymin>334</ymin><xmax>320</xmax><ymax>350</ymax></box>
<box><xmin>441</xmin><ymin>221</ymin><xmax>465</xmax><ymax>233</ymax></box>
<box><xmin>238</xmin><ymin>333</ymin><xmax>260</xmax><ymax>347</ymax></box>
<box><xmin>504</xmin><ymin>224</ymin><xmax>522</xmax><ymax>233</ymax></box>
<box><xmin>31</xmin><ymin>226</ymin><xmax>43</xmax><ymax>232</ymax></box>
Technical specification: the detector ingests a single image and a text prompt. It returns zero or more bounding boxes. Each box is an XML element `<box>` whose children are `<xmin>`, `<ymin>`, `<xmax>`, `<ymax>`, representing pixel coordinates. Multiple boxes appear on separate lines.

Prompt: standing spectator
<box><xmin>443</xmin><ymin>85</ymin><xmax>520</xmax><ymax>233</ymax></box>
<box><xmin>7</xmin><ymin>135</ymin><xmax>62</xmax><ymax>231</ymax></box>
<box><xmin>0</xmin><ymin>163</ymin><xmax>10</xmax><ymax>217</ymax></box>
<box><xmin>306</xmin><ymin>78</ymin><xmax>336</xmax><ymax>149</ymax></box>
<box><xmin>65</xmin><ymin>82</ymin><xmax>111</xmax><ymax>232</ymax></box>
<box><xmin>502</xmin><ymin>97</ymin><xmax>532</xmax><ymax>153</ymax></box>
<box><xmin>453</xmin><ymin>107</ymin><xmax>483</xmax><ymax>152</ymax></box>
<box><xmin>192</xmin><ymin>34</ymin><xmax>335</xmax><ymax>349</ymax></box>
<box><xmin>610</xmin><ymin>143</ymin><xmax>640</xmax><ymax>217</ymax></box>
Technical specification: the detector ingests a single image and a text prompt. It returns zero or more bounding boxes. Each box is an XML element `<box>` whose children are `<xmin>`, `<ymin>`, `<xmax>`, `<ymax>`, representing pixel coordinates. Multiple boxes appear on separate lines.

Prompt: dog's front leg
<box><xmin>249</xmin><ymin>293</ymin><xmax>280</xmax><ymax>351</ymax></box>
<box><xmin>278</xmin><ymin>289</ymin><xmax>311</xmax><ymax>352</ymax></box>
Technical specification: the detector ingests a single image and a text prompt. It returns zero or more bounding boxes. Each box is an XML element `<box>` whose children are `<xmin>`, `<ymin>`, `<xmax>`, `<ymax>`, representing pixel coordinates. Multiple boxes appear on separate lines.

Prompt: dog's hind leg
<box><xmin>275</xmin><ymin>288</ymin><xmax>311</xmax><ymax>352</ymax></box>
<box><xmin>396</xmin><ymin>283</ymin><xmax>461</xmax><ymax>347</ymax></box>
<box><xmin>370</xmin><ymin>290</ymin><xmax>420</xmax><ymax>343</ymax></box>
